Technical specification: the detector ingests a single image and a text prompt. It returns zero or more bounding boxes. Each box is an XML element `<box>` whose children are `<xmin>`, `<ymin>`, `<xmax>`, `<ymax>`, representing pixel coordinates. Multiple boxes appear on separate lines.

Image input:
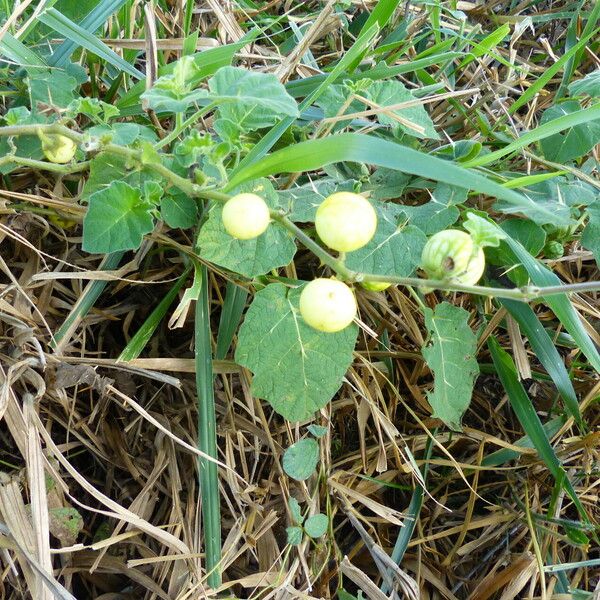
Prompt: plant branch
<box><xmin>2</xmin><ymin>123</ymin><xmax>600</xmax><ymax>302</ymax></box>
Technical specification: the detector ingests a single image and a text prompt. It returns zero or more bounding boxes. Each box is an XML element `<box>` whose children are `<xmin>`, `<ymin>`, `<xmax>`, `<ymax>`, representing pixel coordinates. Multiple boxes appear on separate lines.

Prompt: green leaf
<box><xmin>304</xmin><ymin>514</ymin><xmax>329</xmax><ymax>538</ymax></box>
<box><xmin>500</xmin><ymin>299</ymin><xmax>581</xmax><ymax>426</ymax></box>
<box><xmin>283</xmin><ymin>438</ymin><xmax>319</xmax><ymax>480</ymax></box>
<box><xmin>0</xmin><ymin>108</ymin><xmax>45</xmax><ymax>174</ymax></box>
<box><xmin>399</xmin><ymin>183</ymin><xmax>464</xmax><ymax>234</ymax></box>
<box><xmin>235</xmin><ymin>283</ymin><xmax>358</xmax><ymax>422</ymax></box>
<box><xmin>581</xmin><ymin>200</ymin><xmax>600</xmax><ymax>267</ymax></box>
<box><xmin>83</xmin><ymin>181</ymin><xmax>155</xmax><ymax>253</ymax></box>
<box><xmin>540</xmin><ymin>101</ymin><xmax>600</xmax><ymax>163</ymax></box>
<box><xmin>86</xmin><ymin>123</ymin><xmax>156</xmax><ymax>146</ymax></box>
<box><xmin>141</xmin><ymin>55</ymin><xmax>208</xmax><ymax>113</ymax></box>
<box><xmin>226</xmin><ymin>133</ymin><xmax>551</xmax><ymax>222</ymax></box>
<box><xmin>209</xmin><ymin>66</ymin><xmax>299</xmax><ymax>130</ymax></box>
<box><xmin>307</xmin><ymin>424</ymin><xmax>328</xmax><ymax>438</ymax></box>
<box><xmin>422</xmin><ymin>302</ymin><xmax>479</xmax><ymax>430</ymax></box>
<box><xmin>82</xmin><ymin>151</ymin><xmax>162</xmax><ymax>199</ymax></box>
<box><xmin>38</xmin><ymin>7</ymin><xmax>144</xmax><ymax>79</ymax></box>
<box><xmin>569</xmin><ymin>70</ymin><xmax>600</xmax><ymax>98</ymax></box>
<box><xmin>161</xmin><ymin>192</ymin><xmax>198</xmax><ymax>229</ymax></box>
<box><xmin>28</xmin><ymin>69</ymin><xmax>78</xmax><ymax>111</ymax></box>
<box><xmin>198</xmin><ymin>180</ymin><xmax>296</xmax><ymax>278</ymax></box>
<box><xmin>503</xmin><ymin>237</ymin><xmax>600</xmax><ymax>374</ymax></box>
<box><xmin>286</xmin><ymin>526</ymin><xmax>303</xmax><ymax>546</ymax></box>
<box><xmin>289</xmin><ymin>497</ymin><xmax>303</xmax><ymax>524</ymax></box>
<box><xmin>501</xmin><ymin>219</ymin><xmax>546</xmax><ymax>255</ymax></box>
<box><xmin>457</xmin><ymin>22</ymin><xmax>510</xmax><ymax>69</ymax></box>
<box><xmin>346</xmin><ymin>204</ymin><xmax>427</xmax><ymax>277</ymax></box>
<box><xmin>463</xmin><ymin>212</ymin><xmax>506</xmax><ymax>248</ymax></box>
<box><xmin>174</xmin><ymin>130</ymin><xmax>214</xmax><ymax>167</ymax></box>
<box><xmin>66</xmin><ymin>97</ymin><xmax>120</xmax><ymax>123</ymax></box>
<box><xmin>487</xmin><ymin>337</ymin><xmax>586</xmax><ymax>518</ymax></box>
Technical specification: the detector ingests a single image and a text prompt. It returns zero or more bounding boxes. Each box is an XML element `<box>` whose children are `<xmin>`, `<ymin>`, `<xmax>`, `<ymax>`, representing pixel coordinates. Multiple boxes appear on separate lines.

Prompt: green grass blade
<box><xmin>487</xmin><ymin>337</ymin><xmax>587</xmax><ymax>519</ymax></box>
<box><xmin>118</xmin><ymin>266</ymin><xmax>191</xmax><ymax>362</ymax></box>
<box><xmin>381</xmin><ymin>435</ymin><xmax>433</xmax><ymax>594</ymax></box>
<box><xmin>0</xmin><ymin>32</ymin><xmax>47</xmax><ymax>67</ymax></box>
<box><xmin>48</xmin><ymin>0</ymin><xmax>130</xmax><ymax>67</ymax></box>
<box><xmin>50</xmin><ymin>251</ymin><xmax>125</xmax><ymax>351</ymax></box>
<box><xmin>38</xmin><ymin>7</ymin><xmax>144</xmax><ymax>79</ymax></box>
<box><xmin>500</xmin><ymin>298</ymin><xmax>582</xmax><ymax>427</ymax></box>
<box><xmin>215</xmin><ymin>281</ymin><xmax>248</xmax><ymax>361</ymax></box>
<box><xmin>482</xmin><ymin>416</ymin><xmax>566</xmax><ymax>467</ymax></box>
<box><xmin>504</xmin><ymin>238</ymin><xmax>600</xmax><ymax>374</ymax></box>
<box><xmin>507</xmin><ymin>26</ymin><xmax>599</xmax><ymax>115</ymax></box>
<box><xmin>195</xmin><ymin>265</ymin><xmax>221</xmax><ymax>588</ymax></box>
<box><xmin>226</xmin><ymin>132</ymin><xmax>547</xmax><ymax>218</ymax></box>
<box><xmin>464</xmin><ymin>102</ymin><xmax>600</xmax><ymax>168</ymax></box>
<box><xmin>457</xmin><ymin>22</ymin><xmax>510</xmax><ymax>70</ymax></box>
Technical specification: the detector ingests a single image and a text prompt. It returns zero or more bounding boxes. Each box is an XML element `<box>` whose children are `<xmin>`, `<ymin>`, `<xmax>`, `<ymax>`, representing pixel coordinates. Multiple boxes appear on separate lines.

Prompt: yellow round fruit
<box><xmin>299</xmin><ymin>278</ymin><xmax>357</xmax><ymax>333</ymax></box>
<box><xmin>221</xmin><ymin>193</ymin><xmax>271</xmax><ymax>240</ymax></box>
<box><xmin>39</xmin><ymin>132</ymin><xmax>77</xmax><ymax>163</ymax></box>
<box><xmin>360</xmin><ymin>280</ymin><xmax>391</xmax><ymax>292</ymax></box>
<box><xmin>315</xmin><ymin>192</ymin><xmax>377</xmax><ymax>252</ymax></box>
<box><xmin>421</xmin><ymin>229</ymin><xmax>485</xmax><ymax>286</ymax></box>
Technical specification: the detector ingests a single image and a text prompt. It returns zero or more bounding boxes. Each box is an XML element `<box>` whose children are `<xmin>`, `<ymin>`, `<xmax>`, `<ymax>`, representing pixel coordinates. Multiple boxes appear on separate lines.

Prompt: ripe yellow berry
<box><xmin>299</xmin><ymin>278</ymin><xmax>357</xmax><ymax>333</ymax></box>
<box><xmin>39</xmin><ymin>132</ymin><xmax>77</xmax><ymax>164</ymax></box>
<box><xmin>221</xmin><ymin>193</ymin><xmax>271</xmax><ymax>240</ymax></box>
<box><xmin>315</xmin><ymin>192</ymin><xmax>377</xmax><ymax>252</ymax></box>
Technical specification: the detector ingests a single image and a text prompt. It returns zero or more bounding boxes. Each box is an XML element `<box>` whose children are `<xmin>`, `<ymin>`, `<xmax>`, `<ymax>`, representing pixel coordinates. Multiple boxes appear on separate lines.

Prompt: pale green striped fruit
<box><xmin>222</xmin><ymin>193</ymin><xmax>270</xmax><ymax>240</ymax></box>
<box><xmin>421</xmin><ymin>229</ymin><xmax>485</xmax><ymax>285</ymax></box>
<box><xmin>299</xmin><ymin>278</ymin><xmax>357</xmax><ymax>333</ymax></box>
<box><xmin>315</xmin><ymin>192</ymin><xmax>377</xmax><ymax>252</ymax></box>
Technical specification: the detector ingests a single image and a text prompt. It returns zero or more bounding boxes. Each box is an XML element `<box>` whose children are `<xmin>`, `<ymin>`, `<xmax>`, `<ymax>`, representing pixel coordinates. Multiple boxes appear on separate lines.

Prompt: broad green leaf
<box><xmin>235</xmin><ymin>283</ymin><xmax>358</xmax><ymax>421</ymax></box>
<box><xmin>86</xmin><ymin>123</ymin><xmax>156</xmax><ymax>146</ymax></box>
<box><xmin>500</xmin><ymin>299</ymin><xmax>581</xmax><ymax>426</ymax></box>
<box><xmin>422</xmin><ymin>302</ymin><xmax>479</xmax><ymax>430</ymax></box>
<box><xmin>83</xmin><ymin>181</ymin><xmax>155</xmax><ymax>253</ymax></box>
<box><xmin>198</xmin><ymin>180</ymin><xmax>296</xmax><ymax>277</ymax></box>
<box><xmin>226</xmin><ymin>133</ymin><xmax>551</xmax><ymax>222</ymax></box>
<box><xmin>503</xmin><ymin>237</ymin><xmax>600</xmax><ymax>374</ymax></box>
<box><xmin>367</xmin><ymin>167</ymin><xmax>411</xmax><ymax>201</ymax></box>
<box><xmin>161</xmin><ymin>192</ymin><xmax>198</xmax><ymax>229</ymax></box>
<box><xmin>283</xmin><ymin>438</ymin><xmax>319</xmax><ymax>480</ymax></box>
<box><xmin>28</xmin><ymin>69</ymin><xmax>78</xmax><ymax>111</ymax></box>
<box><xmin>209</xmin><ymin>66</ymin><xmax>299</xmax><ymax>130</ymax></box>
<box><xmin>66</xmin><ymin>97</ymin><xmax>120</xmax><ymax>123</ymax></box>
<box><xmin>582</xmin><ymin>201</ymin><xmax>600</xmax><ymax>267</ymax></box>
<box><xmin>141</xmin><ymin>55</ymin><xmax>208</xmax><ymax>113</ymax></box>
<box><xmin>494</xmin><ymin>177</ymin><xmax>596</xmax><ymax>227</ymax></box>
<box><xmin>540</xmin><ymin>101</ymin><xmax>600</xmax><ymax>163</ymax></box>
<box><xmin>174</xmin><ymin>130</ymin><xmax>214</xmax><ymax>167</ymax></box>
<box><xmin>304</xmin><ymin>514</ymin><xmax>329</xmax><ymax>538</ymax></box>
<box><xmin>82</xmin><ymin>152</ymin><xmax>162</xmax><ymax>199</ymax></box>
<box><xmin>346</xmin><ymin>203</ymin><xmax>427</xmax><ymax>277</ymax></box>
<box><xmin>307</xmin><ymin>424</ymin><xmax>328</xmax><ymax>438</ymax></box>
<box><xmin>487</xmin><ymin>337</ymin><xmax>586</xmax><ymax>518</ymax></box>
<box><xmin>289</xmin><ymin>497</ymin><xmax>303</xmax><ymax>524</ymax></box>
<box><xmin>569</xmin><ymin>70</ymin><xmax>600</xmax><ymax>98</ymax></box>
<box><xmin>501</xmin><ymin>219</ymin><xmax>546</xmax><ymax>255</ymax></box>
<box><xmin>399</xmin><ymin>183</ymin><xmax>464</xmax><ymax>234</ymax></box>
<box><xmin>286</xmin><ymin>526</ymin><xmax>303</xmax><ymax>546</ymax></box>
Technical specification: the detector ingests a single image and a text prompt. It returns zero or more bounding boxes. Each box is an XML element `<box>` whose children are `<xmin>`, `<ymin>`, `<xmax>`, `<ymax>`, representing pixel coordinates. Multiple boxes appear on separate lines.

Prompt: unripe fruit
<box><xmin>360</xmin><ymin>280</ymin><xmax>391</xmax><ymax>292</ymax></box>
<box><xmin>299</xmin><ymin>278</ymin><xmax>357</xmax><ymax>333</ymax></box>
<box><xmin>221</xmin><ymin>193</ymin><xmax>270</xmax><ymax>240</ymax></box>
<box><xmin>421</xmin><ymin>229</ymin><xmax>485</xmax><ymax>286</ymax></box>
<box><xmin>544</xmin><ymin>240</ymin><xmax>564</xmax><ymax>259</ymax></box>
<box><xmin>39</xmin><ymin>132</ymin><xmax>77</xmax><ymax>163</ymax></box>
<box><xmin>315</xmin><ymin>192</ymin><xmax>377</xmax><ymax>252</ymax></box>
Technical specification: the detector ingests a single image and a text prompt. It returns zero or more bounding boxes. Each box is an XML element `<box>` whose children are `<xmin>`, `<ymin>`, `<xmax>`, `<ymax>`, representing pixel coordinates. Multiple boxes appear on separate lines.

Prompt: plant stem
<box><xmin>2</xmin><ymin>123</ymin><xmax>600</xmax><ymax>302</ymax></box>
